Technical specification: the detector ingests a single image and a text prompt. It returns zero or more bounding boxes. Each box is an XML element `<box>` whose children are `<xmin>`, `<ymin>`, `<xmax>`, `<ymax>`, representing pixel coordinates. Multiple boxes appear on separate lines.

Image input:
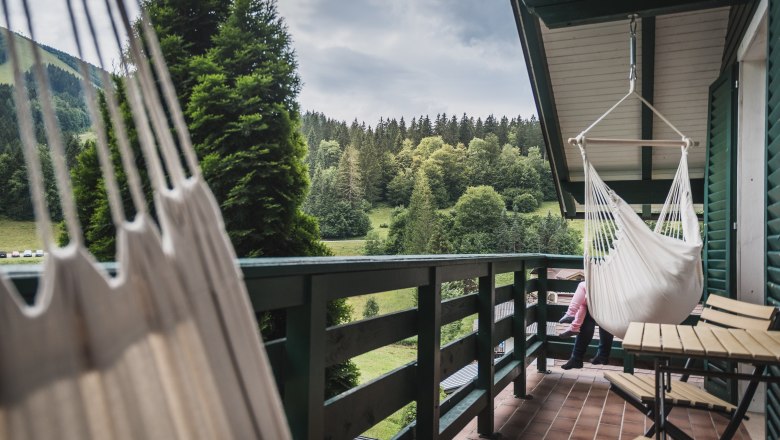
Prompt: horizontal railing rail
<box><xmin>4</xmin><ymin>253</ymin><xmax>691</xmax><ymax>439</ymax></box>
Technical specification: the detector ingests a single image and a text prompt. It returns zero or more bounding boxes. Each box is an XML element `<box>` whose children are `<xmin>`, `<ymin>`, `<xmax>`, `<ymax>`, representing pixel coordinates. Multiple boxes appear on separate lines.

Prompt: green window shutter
<box><xmin>704</xmin><ymin>67</ymin><xmax>737</xmax><ymax>301</ymax></box>
<box><xmin>703</xmin><ymin>65</ymin><xmax>738</xmax><ymax>404</ymax></box>
<box><xmin>767</xmin><ymin>0</ymin><xmax>780</xmax><ymax>435</ymax></box>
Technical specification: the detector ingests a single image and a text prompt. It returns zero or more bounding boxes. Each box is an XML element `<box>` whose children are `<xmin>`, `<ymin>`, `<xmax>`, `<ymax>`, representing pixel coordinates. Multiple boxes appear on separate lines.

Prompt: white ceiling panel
<box><xmin>540</xmin><ymin>7</ymin><xmax>729</xmax><ymax>182</ymax></box>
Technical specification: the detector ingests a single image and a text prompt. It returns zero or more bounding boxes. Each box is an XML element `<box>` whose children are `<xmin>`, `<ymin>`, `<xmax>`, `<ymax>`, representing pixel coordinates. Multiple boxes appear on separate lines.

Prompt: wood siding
<box><xmin>653</xmin><ymin>9</ymin><xmax>730</xmax><ymax>176</ymax></box>
<box><xmin>542</xmin><ymin>19</ymin><xmax>643</xmax><ymax>180</ymax></box>
<box><xmin>722</xmin><ymin>0</ymin><xmax>761</xmax><ymax>70</ymax></box>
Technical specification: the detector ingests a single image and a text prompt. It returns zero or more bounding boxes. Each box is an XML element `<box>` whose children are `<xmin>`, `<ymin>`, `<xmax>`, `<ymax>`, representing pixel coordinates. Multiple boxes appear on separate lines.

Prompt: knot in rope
<box><xmin>682</xmin><ymin>137</ymin><xmax>692</xmax><ymax>154</ymax></box>
<box><xmin>575</xmin><ymin>134</ymin><xmax>587</xmax><ymax>161</ymax></box>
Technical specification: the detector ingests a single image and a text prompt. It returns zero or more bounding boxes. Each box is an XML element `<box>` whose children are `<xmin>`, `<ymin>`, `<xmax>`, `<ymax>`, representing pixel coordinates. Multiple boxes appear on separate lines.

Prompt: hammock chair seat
<box><xmin>585</xmin><ymin>183</ymin><xmax>703</xmax><ymax>338</ymax></box>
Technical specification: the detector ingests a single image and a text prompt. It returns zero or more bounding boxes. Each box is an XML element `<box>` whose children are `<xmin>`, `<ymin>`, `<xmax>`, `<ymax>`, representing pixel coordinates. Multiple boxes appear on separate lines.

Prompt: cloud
<box><xmin>278</xmin><ymin>0</ymin><xmax>535</xmax><ymax>124</ymax></box>
<box><xmin>5</xmin><ymin>0</ymin><xmax>536</xmax><ymax>125</ymax></box>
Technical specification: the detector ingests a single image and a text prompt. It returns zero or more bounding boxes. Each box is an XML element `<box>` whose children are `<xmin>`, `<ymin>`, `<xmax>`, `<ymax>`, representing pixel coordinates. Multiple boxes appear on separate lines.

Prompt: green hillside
<box><xmin>0</xmin><ymin>28</ymin><xmax>102</xmax><ymax>86</ymax></box>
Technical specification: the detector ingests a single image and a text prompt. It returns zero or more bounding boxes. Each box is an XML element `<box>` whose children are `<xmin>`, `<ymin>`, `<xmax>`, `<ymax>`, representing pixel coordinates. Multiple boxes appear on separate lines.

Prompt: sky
<box><xmin>2</xmin><ymin>0</ymin><xmax>536</xmax><ymax>125</ymax></box>
<box><xmin>277</xmin><ymin>0</ymin><xmax>536</xmax><ymax>124</ymax></box>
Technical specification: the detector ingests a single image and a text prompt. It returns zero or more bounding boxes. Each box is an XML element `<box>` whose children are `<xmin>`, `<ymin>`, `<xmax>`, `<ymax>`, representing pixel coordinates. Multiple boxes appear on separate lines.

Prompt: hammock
<box><xmin>568</xmin><ymin>17</ymin><xmax>703</xmax><ymax>339</ymax></box>
<box><xmin>0</xmin><ymin>0</ymin><xmax>290</xmax><ymax>438</ymax></box>
<box><xmin>576</xmin><ymin>141</ymin><xmax>703</xmax><ymax>339</ymax></box>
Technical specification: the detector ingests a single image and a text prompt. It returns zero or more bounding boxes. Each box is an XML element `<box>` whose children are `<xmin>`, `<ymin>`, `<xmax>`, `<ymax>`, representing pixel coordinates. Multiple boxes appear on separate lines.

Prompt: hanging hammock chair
<box><xmin>0</xmin><ymin>0</ymin><xmax>290</xmax><ymax>438</ymax></box>
<box><xmin>568</xmin><ymin>17</ymin><xmax>703</xmax><ymax>339</ymax></box>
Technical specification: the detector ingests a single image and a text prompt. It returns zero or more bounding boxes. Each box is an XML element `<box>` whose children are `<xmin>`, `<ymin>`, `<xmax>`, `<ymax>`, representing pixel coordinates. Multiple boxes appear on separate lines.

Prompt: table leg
<box><xmin>655</xmin><ymin>358</ymin><xmax>664</xmax><ymax>440</ymax></box>
<box><xmin>719</xmin><ymin>365</ymin><xmax>766</xmax><ymax>440</ymax></box>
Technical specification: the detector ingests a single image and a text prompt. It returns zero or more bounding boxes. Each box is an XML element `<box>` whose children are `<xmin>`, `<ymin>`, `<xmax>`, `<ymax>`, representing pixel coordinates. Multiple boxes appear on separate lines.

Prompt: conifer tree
<box><xmin>403</xmin><ymin>170</ymin><xmax>437</xmax><ymax>254</ymax></box>
<box><xmin>444</xmin><ymin>114</ymin><xmax>459</xmax><ymax>145</ymax></box>
<box><xmin>359</xmin><ymin>129</ymin><xmax>382</xmax><ymax>203</ymax></box>
<box><xmin>144</xmin><ymin>0</ymin><xmax>228</xmax><ymax>105</ymax></box>
<box><xmin>337</xmin><ymin>145</ymin><xmax>364</xmax><ymax>205</ymax></box>
<box><xmin>188</xmin><ymin>0</ymin><xmax>327</xmax><ymax>257</ymax></box>
<box><xmin>458</xmin><ymin>113</ymin><xmax>473</xmax><ymax>145</ymax></box>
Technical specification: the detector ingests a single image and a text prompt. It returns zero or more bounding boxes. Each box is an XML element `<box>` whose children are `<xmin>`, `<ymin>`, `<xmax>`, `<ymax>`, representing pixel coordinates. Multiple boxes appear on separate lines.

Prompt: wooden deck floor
<box><xmin>454</xmin><ymin>361</ymin><xmax>753</xmax><ymax>440</ymax></box>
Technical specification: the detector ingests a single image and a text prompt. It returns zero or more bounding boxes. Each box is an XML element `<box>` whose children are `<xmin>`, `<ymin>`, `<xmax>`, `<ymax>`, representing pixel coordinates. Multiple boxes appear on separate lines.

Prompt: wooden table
<box><xmin>622</xmin><ymin>322</ymin><xmax>780</xmax><ymax>440</ymax></box>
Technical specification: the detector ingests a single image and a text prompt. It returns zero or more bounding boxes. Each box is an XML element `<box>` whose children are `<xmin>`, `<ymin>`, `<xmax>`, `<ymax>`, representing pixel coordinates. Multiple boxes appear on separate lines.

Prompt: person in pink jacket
<box><xmin>557</xmin><ymin>281</ymin><xmax>614</xmax><ymax>369</ymax></box>
<box><xmin>558</xmin><ymin>281</ymin><xmax>586</xmax><ymax>338</ymax></box>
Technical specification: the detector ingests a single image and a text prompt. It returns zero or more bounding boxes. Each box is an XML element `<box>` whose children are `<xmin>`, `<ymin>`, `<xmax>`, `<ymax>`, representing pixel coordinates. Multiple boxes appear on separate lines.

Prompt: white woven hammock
<box><xmin>577</xmin><ymin>142</ymin><xmax>703</xmax><ymax>339</ymax></box>
<box><xmin>0</xmin><ymin>0</ymin><xmax>290</xmax><ymax>438</ymax></box>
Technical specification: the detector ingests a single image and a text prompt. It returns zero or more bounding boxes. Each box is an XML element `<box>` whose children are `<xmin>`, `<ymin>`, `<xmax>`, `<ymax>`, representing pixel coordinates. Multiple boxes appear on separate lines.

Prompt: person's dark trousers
<box><xmin>571</xmin><ymin>312</ymin><xmax>614</xmax><ymax>362</ymax></box>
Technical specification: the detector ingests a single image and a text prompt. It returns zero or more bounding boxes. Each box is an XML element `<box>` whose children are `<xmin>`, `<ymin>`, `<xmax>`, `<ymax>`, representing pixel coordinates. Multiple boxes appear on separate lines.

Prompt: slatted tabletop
<box><xmin>622</xmin><ymin>322</ymin><xmax>780</xmax><ymax>363</ymax></box>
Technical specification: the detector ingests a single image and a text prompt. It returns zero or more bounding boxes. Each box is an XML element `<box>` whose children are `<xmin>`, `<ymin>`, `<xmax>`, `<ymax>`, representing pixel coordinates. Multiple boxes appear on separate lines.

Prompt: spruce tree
<box><xmin>188</xmin><ymin>0</ymin><xmax>327</xmax><ymax>257</ymax></box>
<box><xmin>144</xmin><ymin>0</ymin><xmax>228</xmax><ymax>105</ymax></box>
<box><xmin>403</xmin><ymin>170</ymin><xmax>436</xmax><ymax>254</ymax></box>
<box><xmin>458</xmin><ymin>113</ymin><xmax>473</xmax><ymax>145</ymax></box>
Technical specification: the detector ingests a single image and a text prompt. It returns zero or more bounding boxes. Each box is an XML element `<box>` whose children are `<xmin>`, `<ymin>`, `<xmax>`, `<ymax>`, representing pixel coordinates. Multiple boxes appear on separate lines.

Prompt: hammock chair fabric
<box><xmin>0</xmin><ymin>0</ymin><xmax>290</xmax><ymax>438</ymax></box>
<box><xmin>579</xmin><ymin>144</ymin><xmax>703</xmax><ymax>339</ymax></box>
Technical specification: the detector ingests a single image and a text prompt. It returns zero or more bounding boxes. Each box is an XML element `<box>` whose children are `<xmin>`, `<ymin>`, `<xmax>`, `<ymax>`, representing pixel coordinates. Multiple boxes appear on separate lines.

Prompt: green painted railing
<box><xmin>236</xmin><ymin>253</ymin><xmax>577</xmax><ymax>439</ymax></box>
<box><xmin>3</xmin><ymin>253</ymin><xmax>685</xmax><ymax>439</ymax></box>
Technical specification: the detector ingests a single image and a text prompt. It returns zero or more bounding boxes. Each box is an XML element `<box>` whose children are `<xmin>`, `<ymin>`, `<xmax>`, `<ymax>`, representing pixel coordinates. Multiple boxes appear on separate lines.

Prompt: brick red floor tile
<box><xmin>551</xmin><ymin>415</ymin><xmax>578</xmax><ymax>431</ymax></box>
<box><xmin>453</xmin><ymin>364</ymin><xmax>746</xmax><ymax>440</ymax></box>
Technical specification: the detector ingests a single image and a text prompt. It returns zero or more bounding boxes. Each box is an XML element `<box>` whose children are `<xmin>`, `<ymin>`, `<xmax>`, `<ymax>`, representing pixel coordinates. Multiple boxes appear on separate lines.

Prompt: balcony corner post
<box><xmin>416</xmin><ymin>266</ymin><xmax>442</xmax><ymax>437</ymax></box>
<box><xmin>477</xmin><ymin>262</ymin><xmax>496</xmax><ymax>436</ymax></box>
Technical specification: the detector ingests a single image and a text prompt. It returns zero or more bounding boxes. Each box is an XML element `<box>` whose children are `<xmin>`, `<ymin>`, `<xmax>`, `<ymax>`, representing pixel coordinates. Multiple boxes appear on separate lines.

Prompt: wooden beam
<box><xmin>524</xmin><ymin>0</ymin><xmax>736</xmax><ymax>29</ymax></box>
<box><xmin>561</xmin><ymin>178</ymin><xmax>705</xmax><ymax>205</ymax></box>
<box><xmin>512</xmin><ymin>0</ymin><xmax>575</xmax><ymax>217</ymax></box>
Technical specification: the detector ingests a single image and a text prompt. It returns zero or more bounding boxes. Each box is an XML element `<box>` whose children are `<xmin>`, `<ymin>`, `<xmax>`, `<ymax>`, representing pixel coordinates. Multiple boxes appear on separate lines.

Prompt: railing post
<box><xmin>513</xmin><ymin>262</ymin><xmax>528</xmax><ymax>398</ymax></box>
<box><xmin>537</xmin><ymin>265</ymin><xmax>548</xmax><ymax>373</ymax></box>
<box><xmin>284</xmin><ymin>275</ymin><xmax>326</xmax><ymax>440</ymax></box>
<box><xmin>417</xmin><ymin>267</ymin><xmax>442</xmax><ymax>437</ymax></box>
<box><xmin>477</xmin><ymin>263</ymin><xmax>496</xmax><ymax>436</ymax></box>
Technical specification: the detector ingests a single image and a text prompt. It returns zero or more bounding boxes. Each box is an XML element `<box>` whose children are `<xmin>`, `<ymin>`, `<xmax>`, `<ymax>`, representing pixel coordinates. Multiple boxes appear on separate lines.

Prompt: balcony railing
<box><xmin>5</xmin><ymin>253</ymin><xmax>677</xmax><ymax>439</ymax></box>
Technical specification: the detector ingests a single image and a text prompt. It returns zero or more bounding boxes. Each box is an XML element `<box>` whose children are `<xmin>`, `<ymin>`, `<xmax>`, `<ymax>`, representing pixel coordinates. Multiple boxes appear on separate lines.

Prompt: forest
<box><xmin>301</xmin><ymin>111</ymin><xmax>580</xmax><ymax>256</ymax></box>
<box><xmin>0</xmin><ymin>63</ymin><xmax>93</xmax><ymax>222</ymax></box>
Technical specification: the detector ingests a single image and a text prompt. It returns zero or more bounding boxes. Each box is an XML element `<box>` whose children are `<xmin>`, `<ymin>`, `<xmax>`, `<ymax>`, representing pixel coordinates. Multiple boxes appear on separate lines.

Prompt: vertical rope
<box><xmin>111</xmin><ymin>0</ymin><xmax>186</xmax><ymax>187</ymax></box>
<box><xmin>65</xmin><ymin>0</ymin><xmax>126</xmax><ymax>226</ymax></box>
<box><xmin>135</xmin><ymin>5</ymin><xmax>200</xmax><ymax>178</ymax></box>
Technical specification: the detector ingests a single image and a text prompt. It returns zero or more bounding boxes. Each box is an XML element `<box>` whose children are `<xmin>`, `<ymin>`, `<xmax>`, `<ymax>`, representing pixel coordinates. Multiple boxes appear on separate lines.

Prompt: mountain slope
<box><xmin>0</xmin><ymin>28</ymin><xmax>103</xmax><ymax>87</ymax></box>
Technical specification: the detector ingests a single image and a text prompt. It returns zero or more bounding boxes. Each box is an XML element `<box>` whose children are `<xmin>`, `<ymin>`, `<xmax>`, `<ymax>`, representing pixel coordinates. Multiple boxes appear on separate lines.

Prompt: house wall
<box><xmin>736</xmin><ymin>0</ymin><xmax>768</xmax><ymax>413</ymax></box>
<box><xmin>765</xmin><ymin>0</ymin><xmax>780</xmax><ymax>435</ymax></box>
